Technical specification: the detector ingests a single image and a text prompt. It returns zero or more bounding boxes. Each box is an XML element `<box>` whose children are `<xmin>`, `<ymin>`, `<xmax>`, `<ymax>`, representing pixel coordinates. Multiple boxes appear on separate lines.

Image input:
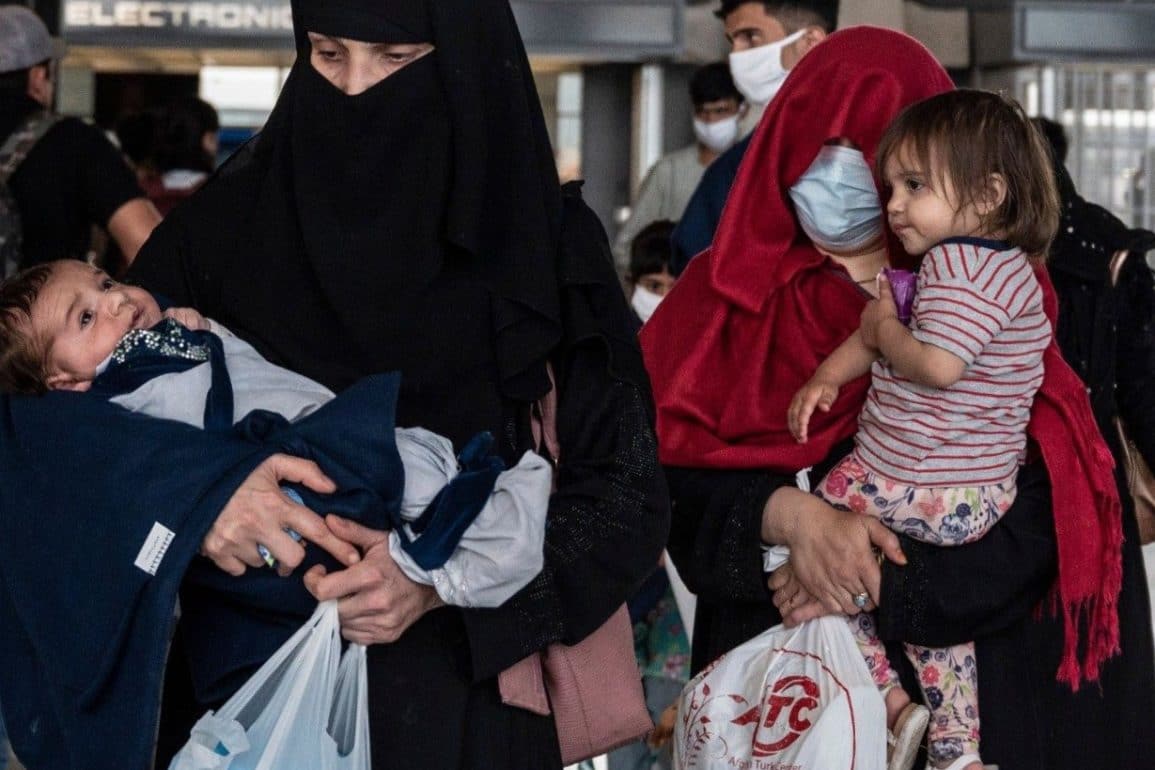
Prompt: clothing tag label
<box><xmin>134</xmin><ymin>522</ymin><xmax>175</xmax><ymax>576</ymax></box>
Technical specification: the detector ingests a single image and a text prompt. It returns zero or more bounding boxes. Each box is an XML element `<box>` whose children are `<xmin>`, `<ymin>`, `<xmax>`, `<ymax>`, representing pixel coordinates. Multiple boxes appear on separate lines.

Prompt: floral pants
<box><xmin>817</xmin><ymin>453</ymin><xmax>1016</xmax><ymax>765</ymax></box>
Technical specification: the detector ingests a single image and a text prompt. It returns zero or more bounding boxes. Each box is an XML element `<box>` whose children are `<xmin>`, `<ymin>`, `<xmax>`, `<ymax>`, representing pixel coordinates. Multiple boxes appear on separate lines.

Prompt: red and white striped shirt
<box><xmin>856</xmin><ymin>239</ymin><xmax>1051</xmax><ymax>487</ymax></box>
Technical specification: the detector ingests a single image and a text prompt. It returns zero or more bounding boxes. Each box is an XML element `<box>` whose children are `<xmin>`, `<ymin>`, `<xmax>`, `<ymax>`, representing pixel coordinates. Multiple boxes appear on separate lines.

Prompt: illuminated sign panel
<box><xmin>60</xmin><ymin>0</ymin><xmax>682</xmax><ymax>58</ymax></box>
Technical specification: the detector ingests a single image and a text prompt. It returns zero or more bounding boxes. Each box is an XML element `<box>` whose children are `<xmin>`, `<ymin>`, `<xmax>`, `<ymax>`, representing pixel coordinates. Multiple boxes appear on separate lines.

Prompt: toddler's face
<box><xmin>34</xmin><ymin>261</ymin><xmax>163</xmax><ymax>391</ymax></box>
<box><xmin>883</xmin><ymin>143</ymin><xmax>984</xmax><ymax>256</ymax></box>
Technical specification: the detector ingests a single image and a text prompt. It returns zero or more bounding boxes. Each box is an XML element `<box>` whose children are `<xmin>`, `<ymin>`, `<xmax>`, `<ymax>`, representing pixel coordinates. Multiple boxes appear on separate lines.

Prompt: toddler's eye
<box><xmin>904</xmin><ymin>179</ymin><xmax>923</xmax><ymax>193</ymax></box>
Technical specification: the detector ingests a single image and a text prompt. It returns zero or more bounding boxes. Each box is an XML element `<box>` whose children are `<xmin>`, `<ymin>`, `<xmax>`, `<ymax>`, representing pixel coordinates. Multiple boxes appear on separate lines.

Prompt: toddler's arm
<box><xmin>866</xmin><ymin>273</ymin><xmax>966</xmax><ymax>389</ymax></box>
<box><xmin>788</xmin><ymin>329</ymin><xmax>877</xmax><ymax>443</ymax></box>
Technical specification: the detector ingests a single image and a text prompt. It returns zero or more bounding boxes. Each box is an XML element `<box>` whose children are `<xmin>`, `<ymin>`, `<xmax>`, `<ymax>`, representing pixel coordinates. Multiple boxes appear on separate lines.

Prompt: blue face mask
<box><xmin>788</xmin><ymin>145</ymin><xmax>883</xmax><ymax>253</ymax></box>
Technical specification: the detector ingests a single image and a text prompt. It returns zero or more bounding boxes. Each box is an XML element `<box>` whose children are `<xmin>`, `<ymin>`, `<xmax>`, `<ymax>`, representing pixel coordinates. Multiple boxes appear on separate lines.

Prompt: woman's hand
<box><xmin>201</xmin><ymin>454</ymin><xmax>358</xmax><ymax>577</ymax></box>
<box><xmin>769</xmin><ymin>561</ymin><xmax>869</xmax><ymax>626</ymax></box>
<box><xmin>761</xmin><ymin>486</ymin><xmax>904</xmax><ymax>615</ymax></box>
<box><xmin>303</xmin><ymin>515</ymin><xmax>446</xmax><ymax>645</ymax></box>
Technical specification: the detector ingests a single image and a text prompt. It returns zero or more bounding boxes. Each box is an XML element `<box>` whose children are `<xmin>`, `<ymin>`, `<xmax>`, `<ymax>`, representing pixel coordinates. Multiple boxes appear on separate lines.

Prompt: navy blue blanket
<box><xmin>0</xmin><ymin>373</ymin><xmax>404</xmax><ymax>770</ymax></box>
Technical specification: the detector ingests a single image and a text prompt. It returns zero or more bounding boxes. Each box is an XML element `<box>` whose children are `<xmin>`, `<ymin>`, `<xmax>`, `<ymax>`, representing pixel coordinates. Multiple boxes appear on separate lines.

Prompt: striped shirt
<box><xmin>856</xmin><ymin>238</ymin><xmax>1051</xmax><ymax>487</ymax></box>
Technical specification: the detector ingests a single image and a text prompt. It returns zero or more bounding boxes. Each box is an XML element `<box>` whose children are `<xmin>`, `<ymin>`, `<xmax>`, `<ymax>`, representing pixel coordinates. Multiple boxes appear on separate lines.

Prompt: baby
<box><xmin>0</xmin><ymin>258</ymin><xmax>551</xmax><ymax>610</ymax></box>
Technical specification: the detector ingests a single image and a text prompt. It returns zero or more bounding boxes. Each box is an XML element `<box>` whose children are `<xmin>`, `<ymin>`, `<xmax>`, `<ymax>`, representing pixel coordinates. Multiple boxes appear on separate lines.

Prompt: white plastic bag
<box><xmin>675</xmin><ymin>616</ymin><xmax>885</xmax><ymax>770</ymax></box>
<box><xmin>168</xmin><ymin>601</ymin><xmax>371</xmax><ymax>770</ymax></box>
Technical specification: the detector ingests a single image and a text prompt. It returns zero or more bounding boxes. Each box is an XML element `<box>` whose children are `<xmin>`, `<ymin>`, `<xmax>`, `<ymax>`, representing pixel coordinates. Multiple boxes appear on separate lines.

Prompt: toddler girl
<box><xmin>788</xmin><ymin>90</ymin><xmax>1059</xmax><ymax>770</ymax></box>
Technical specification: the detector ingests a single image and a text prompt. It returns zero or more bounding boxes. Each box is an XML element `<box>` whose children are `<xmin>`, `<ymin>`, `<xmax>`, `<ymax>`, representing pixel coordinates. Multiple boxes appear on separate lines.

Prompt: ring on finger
<box><xmin>852</xmin><ymin>591</ymin><xmax>869</xmax><ymax>609</ymax></box>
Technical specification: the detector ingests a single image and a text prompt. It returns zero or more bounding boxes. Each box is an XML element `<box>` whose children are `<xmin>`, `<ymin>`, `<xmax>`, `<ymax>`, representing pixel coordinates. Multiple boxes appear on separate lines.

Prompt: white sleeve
<box><xmin>390</xmin><ymin>450</ymin><xmax>553</xmax><ymax>608</ymax></box>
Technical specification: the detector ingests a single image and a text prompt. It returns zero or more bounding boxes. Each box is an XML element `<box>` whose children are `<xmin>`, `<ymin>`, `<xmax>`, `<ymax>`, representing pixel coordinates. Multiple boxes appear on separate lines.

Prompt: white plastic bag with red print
<box><xmin>674</xmin><ymin>617</ymin><xmax>885</xmax><ymax>770</ymax></box>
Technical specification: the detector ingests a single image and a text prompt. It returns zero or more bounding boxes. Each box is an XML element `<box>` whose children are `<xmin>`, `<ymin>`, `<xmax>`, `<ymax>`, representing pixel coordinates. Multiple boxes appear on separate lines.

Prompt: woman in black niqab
<box><xmin>132</xmin><ymin>1</ymin><xmax>666</xmax><ymax>768</ymax></box>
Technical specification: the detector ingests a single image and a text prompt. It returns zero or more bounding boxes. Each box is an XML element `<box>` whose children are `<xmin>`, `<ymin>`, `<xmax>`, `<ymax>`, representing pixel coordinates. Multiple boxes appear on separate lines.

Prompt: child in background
<box><xmin>627</xmin><ymin>219</ymin><xmax>677</xmax><ymax>323</ymax></box>
<box><xmin>0</xmin><ymin>259</ymin><xmax>551</xmax><ymax>610</ymax></box>
<box><xmin>787</xmin><ymin>91</ymin><xmax>1060</xmax><ymax>770</ymax></box>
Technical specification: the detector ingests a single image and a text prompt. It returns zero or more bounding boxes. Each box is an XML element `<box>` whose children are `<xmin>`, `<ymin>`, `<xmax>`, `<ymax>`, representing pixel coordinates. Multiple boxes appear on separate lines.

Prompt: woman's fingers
<box><xmin>783</xmin><ymin>598</ymin><xmax>830</xmax><ymax>627</ymax></box>
<box><xmin>866</xmin><ymin>516</ymin><xmax>907</xmax><ymax>567</ymax></box>
<box><xmin>267</xmin><ymin>454</ymin><xmax>338</xmax><ymax>495</ymax></box>
<box><xmin>201</xmin><ymin>453</ymin><xmax>351</xmax><ymax>575</ymax></box>
<box><xmin>325</xmin><ymin>514</ymin><xmax>389</xmax><ymax>551</ymax></box>
<box><xmin>305</xmin><ymin>554</ymin><xmax>388</xmax><ymax>603</ymax></box>
<box><xmin>786</xmin><ymin>496</ymin><xmax>884</xmax><ymax>614</ymax></box>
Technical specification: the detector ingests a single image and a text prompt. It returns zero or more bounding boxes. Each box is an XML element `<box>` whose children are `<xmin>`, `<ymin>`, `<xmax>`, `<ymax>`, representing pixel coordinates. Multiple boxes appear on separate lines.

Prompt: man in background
<box><xmin>0</xmin><ymin>5</ymin><xmax>159</xmax><ymax>273</ymax></box>
<box><xmin>671</xmin><ymin>0</ymin><xmax>837</xmax><ymax>273</ymax></box>
<box><xmin>612</xmin><ymin>62</ymin><xmax>744</xmax><ymax>280</ymax></box>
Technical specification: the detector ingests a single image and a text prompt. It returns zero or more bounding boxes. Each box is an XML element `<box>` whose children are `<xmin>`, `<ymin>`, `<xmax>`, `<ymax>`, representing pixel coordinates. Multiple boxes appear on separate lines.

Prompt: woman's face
<box><xmin>307</xmin><ymin>32</ymin><xmax>434</xmax><ymax>95</ymax></box>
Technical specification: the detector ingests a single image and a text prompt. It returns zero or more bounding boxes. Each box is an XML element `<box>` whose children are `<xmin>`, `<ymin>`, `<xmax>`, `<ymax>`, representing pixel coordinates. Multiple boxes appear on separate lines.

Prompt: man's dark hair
<box><xmin>690</xmin><ymin>61</ymin><xmax>742</xmax><ymax>108</ymax></box>
<box><xmin>1031</xmin><ymin>116</ymin><xmax>1069</xmax><ymax>166</ymax></box>
<box><xmin>715</xmin><ymin>1</ymin><xmax>838</xmax><ymax>32</ymax></box>
<box><xmin>629</xmin><ymin>220</ymin><xmax>675</xmax><ymax>281</ymax></box>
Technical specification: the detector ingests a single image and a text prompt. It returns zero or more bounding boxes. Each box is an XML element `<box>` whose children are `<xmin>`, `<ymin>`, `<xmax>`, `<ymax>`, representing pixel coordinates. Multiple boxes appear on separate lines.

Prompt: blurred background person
<box><xmin>612</xmin><ymin>63</ymin><xmax>743</xmax><ymax>281</ymax></box>
<box><xmin>671</xmin><ymin>0</ymin><xmax>837</xmax><ymax>273</ymax></box>
<box><xmin>141</xmin><ymin>96</ymin><xmax>220</xmax><ymax>217</ymax></box>
<box><xmin>0</xmin><ymin>5</ymin><xmax>159</xmax><ymax>273</ymax></box>
<box><xmin>626</xmin><ymin>219</ymin><xmax>678</xmax><ymax>324</ymax></box>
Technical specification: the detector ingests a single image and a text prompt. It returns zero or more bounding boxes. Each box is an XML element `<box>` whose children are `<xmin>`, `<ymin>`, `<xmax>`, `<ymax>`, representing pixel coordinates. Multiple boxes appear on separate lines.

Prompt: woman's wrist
<box><xmin>761</xmin><ymin>485</ymin><xmax>805</xmax><ymax>545</ymax></box>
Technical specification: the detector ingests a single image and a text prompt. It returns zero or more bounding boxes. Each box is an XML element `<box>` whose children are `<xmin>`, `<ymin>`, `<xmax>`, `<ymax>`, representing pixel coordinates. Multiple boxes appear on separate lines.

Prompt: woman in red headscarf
<box><xmin>642</xmin><ymin>26</ymin><xmax>1149</xmax><ymax>770</ymax></box>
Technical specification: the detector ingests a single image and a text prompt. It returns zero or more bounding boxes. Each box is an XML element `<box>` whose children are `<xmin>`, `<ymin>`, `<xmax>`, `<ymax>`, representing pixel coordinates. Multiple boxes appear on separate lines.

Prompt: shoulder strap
<box><xmin>1</xmin><ymin>111</ymin><xmax>60</xmax><ymax>184</ymax></box>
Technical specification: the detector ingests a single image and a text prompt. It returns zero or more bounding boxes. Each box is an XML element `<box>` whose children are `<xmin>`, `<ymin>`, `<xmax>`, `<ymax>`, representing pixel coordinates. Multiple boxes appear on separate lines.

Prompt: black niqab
<box><xmin>132</xmin><ymin>0</ymin><xmax>564</xmax><ymax>443</ymax></box>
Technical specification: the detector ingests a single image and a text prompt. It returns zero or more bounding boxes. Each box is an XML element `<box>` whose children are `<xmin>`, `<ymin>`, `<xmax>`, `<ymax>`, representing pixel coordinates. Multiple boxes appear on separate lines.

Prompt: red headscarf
<box><xmin>641</xmin><ymin>26</ymin><xmax>1120</xmax><ymax>688</ymax></box>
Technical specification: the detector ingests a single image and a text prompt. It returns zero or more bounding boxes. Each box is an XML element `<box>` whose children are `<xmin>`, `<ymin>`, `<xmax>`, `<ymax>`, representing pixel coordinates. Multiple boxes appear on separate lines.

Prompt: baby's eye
<box><xmin>79</xmin><ymin>309</ymin><xmax>94</xmax><ymax>328</ymax></box>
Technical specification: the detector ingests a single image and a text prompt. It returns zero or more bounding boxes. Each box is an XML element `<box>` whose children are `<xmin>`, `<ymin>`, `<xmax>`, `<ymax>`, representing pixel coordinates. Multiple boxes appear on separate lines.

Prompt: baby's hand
<box><xmin>788</xmin><ymin>380</ymin><xmax>840</xmax><ymax>443</ymax></box>
<box><xmin>859</xmin><ymin>274</ymin><xmax>898</xmax><ymax>348</ymax></box>
<box><xmin>164</xmin><ymin>307</ymin><xmax>209</xmax><ymax>331</ymax></box>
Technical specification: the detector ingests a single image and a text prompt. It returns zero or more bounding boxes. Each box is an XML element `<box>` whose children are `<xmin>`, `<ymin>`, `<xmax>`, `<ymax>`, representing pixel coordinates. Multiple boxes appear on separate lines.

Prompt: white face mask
<box><xmin>728</xmin><ymin>29</ymin><xmax>807</xmax><ymax>106</ymax></box>
<box><xmin>693</xmin><ymin>115</ymin><xmax>740</xmax><ymax>153</ymax></box>
<box><xmin>788</xmin><ymin>145</ymin><xmax>884</xmax><ymax>253</ymax></box>
<box><xmin>631</xmin><ymin>286</ymin><xmax>664</xmax><ymax>323</ymax></box>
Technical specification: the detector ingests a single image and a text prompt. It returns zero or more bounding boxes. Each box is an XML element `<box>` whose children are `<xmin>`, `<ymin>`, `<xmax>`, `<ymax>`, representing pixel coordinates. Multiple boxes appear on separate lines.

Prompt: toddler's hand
<box><xmin>164</xmin><ymin>306</ymin><xmax>209</xmax><ymax>331</ymax></box>
<box><xmin>788</xmin><ymin>380</ymin><xmax>839</xmax><ymax>443</ymax></box>
<box><xmin>859</xmin><ymin>273</ymin><xmax>898</xmax><ymax>348</ymax></box>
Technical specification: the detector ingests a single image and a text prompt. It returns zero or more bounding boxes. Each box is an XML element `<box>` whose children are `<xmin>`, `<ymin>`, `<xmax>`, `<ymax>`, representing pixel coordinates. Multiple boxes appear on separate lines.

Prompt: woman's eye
<box><xmin>316</xmin><ymin>48</ymin><xmax>342</xmax><ymax>62</ymax></box>
<box><xmin>101</xmin><ymin>277</ymin><xmax>115</xmax><ymax>290</ymax></box>
<box><xmin>79</xmin><ymin>310</ymin><xmax>94</xmax><ymax>328</ymax></box>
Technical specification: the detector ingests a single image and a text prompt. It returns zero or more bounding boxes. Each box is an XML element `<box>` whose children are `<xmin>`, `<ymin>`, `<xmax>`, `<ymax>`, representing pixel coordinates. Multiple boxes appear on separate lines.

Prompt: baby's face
<box><xmin>34</xmin><ymin>261</ymin><xmax>163</xmax><ymax>391</ymax></box>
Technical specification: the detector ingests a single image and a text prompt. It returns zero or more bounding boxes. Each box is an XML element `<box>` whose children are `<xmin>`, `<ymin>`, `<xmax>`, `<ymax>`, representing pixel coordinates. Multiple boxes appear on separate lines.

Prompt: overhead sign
<box><xmin>60</xmin><ymin>0</ymin><xmax>682</xmax><ymax>59</ymax></box>
<box><xmin>62</xmin><ymin>1</ymin><xmax>293</xmax><ymax>46</ymax></box>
